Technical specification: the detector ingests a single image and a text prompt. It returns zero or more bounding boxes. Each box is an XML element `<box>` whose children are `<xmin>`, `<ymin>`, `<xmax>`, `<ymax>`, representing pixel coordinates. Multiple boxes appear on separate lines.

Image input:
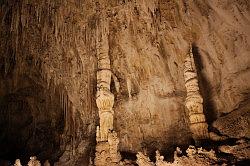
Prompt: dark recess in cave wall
<box><xmin>0</xmin><ymin>77</ymin><xmax>66</xmax><ymax>164</ymax></box>
<box><xmin>191</xmin><ymin>43</ymin><xmax>217</xmax><ymax>124</ymax></box>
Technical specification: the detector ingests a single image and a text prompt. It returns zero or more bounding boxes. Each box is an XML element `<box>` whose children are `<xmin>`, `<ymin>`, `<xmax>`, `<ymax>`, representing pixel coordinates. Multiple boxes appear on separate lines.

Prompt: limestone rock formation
<box><xmin>219</xmin><ymin>139</ymin><xmax>250</xmax><ymax>160</ymax></box>
<box><xmin>212</xmin><ymin>104</ymin><xmax>250</xmax><ymax>139</ymax></box>
<box><xmin>0</xmin><ymin>0</ymin><xmax>249</xmax><ymax>165</ymax></box>
<box><xmin>184</xmin><ymin>47</ymin><xmax>209</xmax><ymax>142</ymax></box>
<box><xmin>136</xmin><ymin>146</ymin><xmax>219</xmax><ymax>166</ymax></box>
<box><xmin>94</xmin><ymin>131</ymin><xmax>121</xmax><ymax>166</ymax></box>
<box><xmin>136</xmin><ymin>152</ymin><xmax>155</xmax><ymax>166</ymax></box>
<box><xmin>96</xmin><ymin>88</ymin><xmax>115</xmax><ymax>142</ymax></box>
<box><xmin>94</xmin><ymin>12</ymin><xmax>122</xmax><ymax>165</ymax></box>
<box><xmin>14</xmin><ymin>159</ymin><xmax>22</xmax><ymax>166</ymax></box>
<box><xmin>95</xmin><ymin>14</ymin><xmax>115</xmax><ymax>143</ymax></box>
<box><xmin>27</xmin><ymin>156</ymin><xmax>41</xmax><ymax>166</ymax></box>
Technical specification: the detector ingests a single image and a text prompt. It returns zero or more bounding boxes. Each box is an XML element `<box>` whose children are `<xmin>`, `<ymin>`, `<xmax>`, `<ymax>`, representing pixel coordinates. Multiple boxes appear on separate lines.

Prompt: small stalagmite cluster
<box><xmin>13</xmin><ymin>157</ymin><xmax>50</xmax><ymax>166</ymax></box>
<box><xmin>135</xmin><ymin>146</ymin><xmax>218</xmax><ymax>166</ymax></box>
<box><xmin>0</xmin><ymin>0</ymin><xmax>250</xmax><ymax>165</ymax></box>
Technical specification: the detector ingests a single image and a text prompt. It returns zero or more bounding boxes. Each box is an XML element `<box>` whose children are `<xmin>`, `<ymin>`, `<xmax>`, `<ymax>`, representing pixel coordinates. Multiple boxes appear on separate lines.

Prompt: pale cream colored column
<box><xmin>95</xmin><ymin>16</ymin><xmax>114</xmax><ymax>142</ymax></box>
<box><xmin>94</xmin><ymin>14</ymin><xmax>121</xmax><ymax>166</ymax></box>
<box><xmin>184</xmin><ymin>47</ymin><xmax>209</xmax><ymax>141</ymax></box>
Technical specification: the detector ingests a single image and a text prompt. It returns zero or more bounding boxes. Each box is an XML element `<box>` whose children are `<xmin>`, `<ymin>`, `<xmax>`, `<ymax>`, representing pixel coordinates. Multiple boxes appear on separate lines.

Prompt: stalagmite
<box><xmin>94</xmin><ymin>15</ymin><xmax>121</xmax><ymax>166</ymax></box>
<box><xmin>14</xmin><ymin>159</ymin><xmax>22</xmax><ymax>166</ymax></box>
<box><xmin>95</xmin><ymin>15</ymin><xmax>114</xmax><ymax>142</ymax></box>
<box><xmin>184</xmin><ymin>46</ymin><xmax>209</xmax><ymax>142</ymax></box>
<box><xmin>136</xmin><ymin>152</ymin><xmax>155</xmax><ymax>166</ymax></box>
<box><xmin>155</xmin><ymin>150</ymin><xmax>166</xmax><ymax>166</ymax></box>
<box><xmin>107</xmin><ymin>131</ymin><xmax>121</xmax><ymax>163</ymax></box>
<box><xmin>96</xmin><ymin>87</ymin><xmax>114</xmax><ymax>141</ymax></box>
<box><xmin>94</xmin><ymin>131</ymin><xmax>121</xmax><ymax>166</ymax></box>
<box><xmin>27</xmin><ymin>156</ymin><xmax>41</xmax><ymax>166</ymax></box>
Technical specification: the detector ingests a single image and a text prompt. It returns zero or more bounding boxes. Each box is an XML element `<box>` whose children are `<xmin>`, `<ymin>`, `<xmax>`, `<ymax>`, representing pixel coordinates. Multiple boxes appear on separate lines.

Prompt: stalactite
<box><xmin>127</xmin><ymin>77</ymin><xmax>132</xmax><ymax>99</ymax></box>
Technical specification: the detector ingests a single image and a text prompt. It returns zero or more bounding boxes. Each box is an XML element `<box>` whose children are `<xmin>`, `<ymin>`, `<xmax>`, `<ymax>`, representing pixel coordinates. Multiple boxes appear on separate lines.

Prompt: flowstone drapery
<box><xmin>184</xmin><ymin>47</ymin><xmax>209</xmax><ymax>142</ymax></box>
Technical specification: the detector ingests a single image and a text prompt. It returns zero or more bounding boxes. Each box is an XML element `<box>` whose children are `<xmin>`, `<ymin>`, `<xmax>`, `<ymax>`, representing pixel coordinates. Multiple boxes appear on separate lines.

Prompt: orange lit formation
<box><xmin>184</xmin><ymin>47</ymin><xmax>209</xmax><ymax>142</ymax></box>
<box><xmin>94</xmin><ymin>16</ymin><xmax>121</xmax><ymax>166</ymax></box>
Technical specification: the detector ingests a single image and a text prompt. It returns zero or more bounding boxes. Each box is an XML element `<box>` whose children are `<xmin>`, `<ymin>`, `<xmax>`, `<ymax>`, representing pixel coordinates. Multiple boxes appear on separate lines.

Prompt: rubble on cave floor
<box><xmin>134</xmin><ymin>144</ymin><xmax>249</xmax><ymax>166</ymax></box>
<box><xmin>10</xmin><ymin>141</ymin><xmax>249</xmax><ymax>166</ymax></box>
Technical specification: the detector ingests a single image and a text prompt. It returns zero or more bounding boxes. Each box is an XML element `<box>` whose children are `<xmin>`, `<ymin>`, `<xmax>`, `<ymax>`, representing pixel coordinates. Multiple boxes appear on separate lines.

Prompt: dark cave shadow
<box><xmin>0</xmin><ymin>82</ymin><xmax>66</xmax><ymax>165</ymax></box>
<box><xmin>191</xmin><ymin>43</ymin><xmax>217</xmax><ymax>124</ymax></box>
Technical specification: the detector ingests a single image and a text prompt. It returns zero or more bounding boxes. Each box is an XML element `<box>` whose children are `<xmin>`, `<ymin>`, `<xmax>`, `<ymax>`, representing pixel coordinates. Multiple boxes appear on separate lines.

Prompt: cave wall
<box><xmin>0</xmin><ymin>0</ymin><xmax>249</xmax><ymax>165</ymax></box>
<box><xmin>0</xmin><ymin>75</ymin><xmax>65</xmax><ymax>162</ymax></box>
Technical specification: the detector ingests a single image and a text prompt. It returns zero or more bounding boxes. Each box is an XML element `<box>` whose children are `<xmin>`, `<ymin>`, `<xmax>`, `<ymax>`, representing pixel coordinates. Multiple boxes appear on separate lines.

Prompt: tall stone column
<box><xmin>184</xmin><ymin>46</ymin><xmax>209</xmax><ymax>142</ymax></box>
<box><xmin>94</xmin><ymin>15</ymin><xmax>121</xmax><ymax>166</ymax></box>
<box><xmin>96</xmin><ymin>16</ymin><xmax>114</xmax><ymax>142</ymax></box>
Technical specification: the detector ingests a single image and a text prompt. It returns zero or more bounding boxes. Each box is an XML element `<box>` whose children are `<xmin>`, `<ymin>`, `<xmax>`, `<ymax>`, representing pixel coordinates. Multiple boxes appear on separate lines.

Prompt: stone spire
<box><xmin>27</xmin><ymin>156</ymin><xmax>41</xmax><ymax>166</ymax></box>
<box><xmin>96</xmin><ymin>16</ymin><xmax>114</xmax><ymax>142</ymax></box>
<box><xmin>136</xmin><ymin>152</ymin><xmax>155</xmax><ymax>166</ymax></box>
<box><xmin>184</xmin><ymin>46</ymin><xmax>209</xmax><ymax>142</ymax></box>
<box><xmin>94</xmin><ymin>15</ymin><xmax>121</xmax><ymax>166</ymax></box>
<box><xmin>14</xmin><ymin>159</ymin><xmax>22</xmax><ymax>166</ymax></box>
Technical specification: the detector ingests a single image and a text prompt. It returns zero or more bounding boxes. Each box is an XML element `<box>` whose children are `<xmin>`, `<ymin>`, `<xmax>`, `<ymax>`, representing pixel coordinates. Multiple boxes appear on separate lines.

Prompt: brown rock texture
<box><xmin>0</xmin><ymin>0</ymin><xmax>249</xmax><ymax>165</ymax></box>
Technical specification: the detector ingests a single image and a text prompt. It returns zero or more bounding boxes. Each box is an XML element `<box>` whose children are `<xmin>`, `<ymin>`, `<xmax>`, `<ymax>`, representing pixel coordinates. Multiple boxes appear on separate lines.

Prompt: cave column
<box><xmin>94</xmin><ymin>16</ymin><xmax>121</xmax><ymax>166</ymax></box>
<box><xmin>95</xmin><ymin>15</ymin><xmax>114</xmax><ymax>142</ymax></box>
<box><xmin>184</xmin><ymin>46</ymin><xmax>209</xmax><ymax>142</ymax></box>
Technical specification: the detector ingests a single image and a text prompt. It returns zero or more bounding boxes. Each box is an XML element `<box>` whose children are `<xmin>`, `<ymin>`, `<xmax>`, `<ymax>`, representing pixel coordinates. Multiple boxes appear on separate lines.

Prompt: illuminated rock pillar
<box><xmin>94</xmin><ymin>16</ymin><xmax>121</xmax><ymax>166</ymax></box>
<box><xmin>184</xmin><ymin>47</ymin><xmax>209</xmax><ymax>142</ymax></box>
<box><xmin>96</xmin><ymin>16</ymin><xmax>114</xmax><ymax>142</ymax></box>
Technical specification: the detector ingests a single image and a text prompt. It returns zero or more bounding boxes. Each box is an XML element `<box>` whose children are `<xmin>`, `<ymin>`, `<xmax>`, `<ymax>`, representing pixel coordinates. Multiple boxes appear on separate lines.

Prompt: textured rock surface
<box><xmin>0</xmin><ymin>0</ymin><xmax>250</xmax><ymax>165</ymax></box>
<box><xmin>136</xmin><ymin>146</ymin><xmax>219</xmax><ymax>166</ymax></box>
<box><xmin>212</xmin><ymin>102</ymin><xmax>250</xmax><ymax>139</ymax></box>
<box><xmin>184</xmin><ymin>47</ymin><xmax>209</xmax><ymax>142</ymax></box>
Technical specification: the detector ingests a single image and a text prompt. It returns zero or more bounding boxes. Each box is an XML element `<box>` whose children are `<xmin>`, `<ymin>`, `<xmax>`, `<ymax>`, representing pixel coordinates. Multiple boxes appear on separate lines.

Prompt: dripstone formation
<box><xmin>0</xmin><ymin>0</ymin><xmax>249</xmax><ymax>165</ymax></box>
<box><xmin>184</xmin><ymin>47</ymin><xmax>209</xmax><ymax>142</ymax></box>
<box><xmin>94</xmin><ymin>15</ymin><xmax>121</xmax><ymax>166</ymax></box>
